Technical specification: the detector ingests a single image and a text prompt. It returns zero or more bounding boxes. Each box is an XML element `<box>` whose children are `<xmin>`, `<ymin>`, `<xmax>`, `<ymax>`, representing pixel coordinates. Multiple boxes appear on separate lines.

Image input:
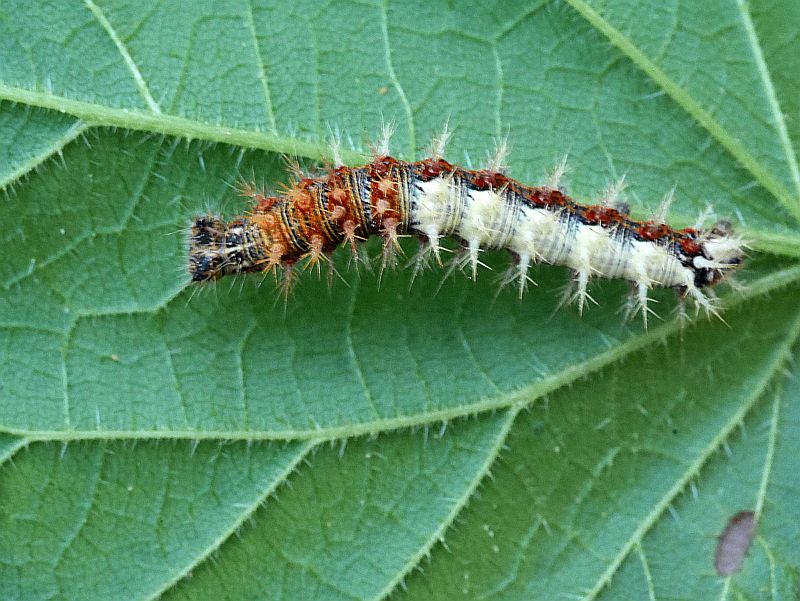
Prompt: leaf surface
<box><xmin>0</xmin><ymin>440</ymin><xmax>310</xmax><ymax>599</ymax></box>
<box><xmin>1</xmin><ymin>1</ymin><xmax>799</xmax><ymax>599</ymax></box>
<box><xmin>396</xmin><ymin>290</ymin><xmax>800</xmax><ymax>600</ymax></box>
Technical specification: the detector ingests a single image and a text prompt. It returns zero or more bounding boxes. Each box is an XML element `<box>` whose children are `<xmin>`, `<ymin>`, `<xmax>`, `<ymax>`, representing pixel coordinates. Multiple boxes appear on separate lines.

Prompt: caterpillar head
<box><xmin>188</xmin><ymin>216</ymin><xmax>228</xmax><ymax>282</ymax></box>
<box><xmin>188</xmin><ymin>214</ymin><xmax>275</xmax><ymax>282</ymax></box>
<box><xmin>692</xmin><ymin>220</ymin><xmax>746</xmax><ymax>288</ymax></box>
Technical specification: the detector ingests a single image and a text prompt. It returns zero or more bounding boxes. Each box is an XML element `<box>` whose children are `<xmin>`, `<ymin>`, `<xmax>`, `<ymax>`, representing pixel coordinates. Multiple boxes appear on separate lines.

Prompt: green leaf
<box><xmin>0</xmin><ymin>439</ymin><xmax>310</xmax><ymax>599</ymax></box>
<box><xmin>395</xmin><ymin>289</ymin><xmax>800</xmax><ymax>600</ymax></box>
<box><xmin>565</xmin><ymin>0</ymin><xmax>800</xmax><ymax>219</ymax></box>
<box><xmin>1</xmin><ymin>1</ymin><xmax>799</xmax><ymax>599</ymax></box>
<box><xmin>160</xmin><ymin>412</ymin><xmax>516</xmax><ymax>601</ymax></box>
<box><xmin>0</xmin><ymin>433</ymin><xmax>26</xmax><ymax>463</ymax></box>
<box><xmin>751</xmin><ymin>0</ymin><xmax>800</xmax><ymax>153</ymax></box>
<box><xmin>602</xmin><ymin>374</ymin><xmax>800</xmax><ymax>600</ymax></box>
<box><xmin>0</xmin><ymin>102</ymin><xmax>84</xmax><ymax>189</ymax></box>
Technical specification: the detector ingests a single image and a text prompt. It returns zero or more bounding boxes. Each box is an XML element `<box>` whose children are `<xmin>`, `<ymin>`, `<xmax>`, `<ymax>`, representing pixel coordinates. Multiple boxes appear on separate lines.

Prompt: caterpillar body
<box><xmin>188</xmin><ymin>143</ymin><xmax>745</xmax><ymax>326</ymax></box>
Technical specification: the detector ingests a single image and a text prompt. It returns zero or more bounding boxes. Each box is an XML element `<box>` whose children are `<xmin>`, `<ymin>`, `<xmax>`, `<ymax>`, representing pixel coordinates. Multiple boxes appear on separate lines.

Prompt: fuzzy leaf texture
<box><xmin>1</xmin><ymin>1</ymin><xmax>799</xmax><ymax>599</ymax></box>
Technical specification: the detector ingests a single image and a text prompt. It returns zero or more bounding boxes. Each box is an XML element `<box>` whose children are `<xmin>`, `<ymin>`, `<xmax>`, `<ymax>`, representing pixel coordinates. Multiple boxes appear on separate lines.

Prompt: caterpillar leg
<box><xmin>408</xmin><ymin>234</ymin><xmax>446</xmax><ymax>288</ymax></box>
<box><xmin>378</xmin><ymin>218</ymin><xmax>403</xmax><ymax>285</ymax></box>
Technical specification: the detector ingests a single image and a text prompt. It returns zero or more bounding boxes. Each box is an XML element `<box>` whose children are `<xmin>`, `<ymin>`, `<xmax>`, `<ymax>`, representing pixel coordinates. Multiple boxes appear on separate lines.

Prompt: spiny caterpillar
<box><xmin>188</xmin><ymin>132</ymin><xmax>745</xmax><ymax>326</ymax></box>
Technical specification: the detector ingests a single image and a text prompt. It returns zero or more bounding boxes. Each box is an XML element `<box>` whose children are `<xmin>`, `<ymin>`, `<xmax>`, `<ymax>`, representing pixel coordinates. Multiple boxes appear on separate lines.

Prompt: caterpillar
<box><xmin>188</xmin><ymin>134</ymin><xmax>745</xmax><ymax>326</ymax></box>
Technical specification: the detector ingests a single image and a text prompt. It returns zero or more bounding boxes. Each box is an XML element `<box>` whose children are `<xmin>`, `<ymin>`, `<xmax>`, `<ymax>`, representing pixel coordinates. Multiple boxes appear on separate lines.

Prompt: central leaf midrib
<box><xmin>4</xmin><ymin>82</ymin><xmax>800</xmax><ymax>259</ymax></box>
<box><xmin>0</xmin><ymin>84</ymin><xmax>366</xmax><ymax>165</ymax></box>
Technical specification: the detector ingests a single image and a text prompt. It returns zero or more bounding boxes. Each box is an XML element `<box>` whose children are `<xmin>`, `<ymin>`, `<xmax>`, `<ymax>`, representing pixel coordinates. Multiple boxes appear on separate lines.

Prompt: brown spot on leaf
<box><xmin>714</xmin><ymin>510</ymin><xmax>756</xmax><ymax>576</ymax></box>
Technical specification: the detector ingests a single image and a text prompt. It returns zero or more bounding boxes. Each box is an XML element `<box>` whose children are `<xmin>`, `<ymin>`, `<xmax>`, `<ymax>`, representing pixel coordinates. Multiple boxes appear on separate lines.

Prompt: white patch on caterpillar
<box><xmin>408</xmin><ymin>174</ymin><xmax>732</xmax><ymax>326</ymax></box>
<box><xmin>412</xmin><ymin>176</ymin><xmax>456</xmax><ymax>263</ymax></box>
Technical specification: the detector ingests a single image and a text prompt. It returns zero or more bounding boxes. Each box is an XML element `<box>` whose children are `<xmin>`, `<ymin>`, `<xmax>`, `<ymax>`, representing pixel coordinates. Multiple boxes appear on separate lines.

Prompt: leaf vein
<box><xmin>491</xmin><ymin>44</ymin><xmax>504</xmax><ymax>140</ymax></box>
<box><xmin>51</xmin><ymin>443</ymin><xmax>105</xmax><ymax>575</ymax></box>
<box><xmin>636</xmin><ymin>543</ymin><xmax>658</xmax><ymax>601</ymax></box>
<box><xmin>379</xmin><ymin>1</ymin><xmax>415</xmax><ymax>156</ymax></box>
<box><xmin>0</xmin><ymin>120</ymin><xmax>87</xmax><ymax>190</ymax></box>
<box><xmin>371</xmin><ymin>406</ymin><xmax>523</xmax><ymax>601</ymax></box>
<box><xmin>4</xmin><ymin>264</ymin><xmax>800</xmax><ymax>441</ymax></box>
<box><xmin>563</xmin><ymin>0</ymin><xmax>800</xmax><ymax>224</ymax></box>
<box><xmin>582</xmin><ymin>303</ymin><xmax>800</xmax><ymax>600</ymax></box>
<box><xmin>0</xmin><ymin>436</ymin><xmax>29</xmax><ymax>467</ymax></box>
<box><xmin>82</xmin><ymin>0</ymin><xmax>162</xmax><ymax>114</ymax></box>
<box><xmin>735</xmin><ymin>0</ymin><xmax>800</xmax><ymax>210</ymax></box>
<box><xmin>243</xmin><ymin>0</ymin><xmax>278</xmax><ymax>133</ymax></box>
<box><xmin>144</xmin><ymin>441</ymin><xmax>315</xmax><ymax>601</ymax></box>
<box><xmin>345</xmin><ymin>276</ymin><xmax>382</xmax><ymax>419</ymax></box>
<box><xmin>754</xmin><ymin>385</ymin><xmax>784</xmax><ymax>518</ymax></box>
<box><xmin>0</xmin><ymin>84</ymin><xmax>364</xmax><ymax>164</ymax></box>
